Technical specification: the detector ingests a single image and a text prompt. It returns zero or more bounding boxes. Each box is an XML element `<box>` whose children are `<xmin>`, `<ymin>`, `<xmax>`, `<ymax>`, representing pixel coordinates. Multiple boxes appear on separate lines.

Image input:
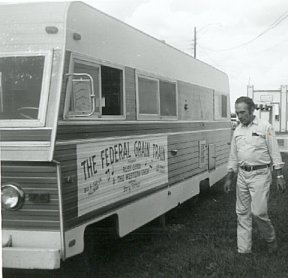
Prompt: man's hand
<box><xmin>224</xmin><ymin>171</ymin><xmax>235</xmax><ymax>193</ymax></box>
<box><xmin>276</xmin><ymin>176</ymin><xmax>286</xmax><ymax>193</ymax></box>
<box><xmin>224</xmin><ymin>179</ymin><xmax>232</xmax><ymax>193</ymax></box>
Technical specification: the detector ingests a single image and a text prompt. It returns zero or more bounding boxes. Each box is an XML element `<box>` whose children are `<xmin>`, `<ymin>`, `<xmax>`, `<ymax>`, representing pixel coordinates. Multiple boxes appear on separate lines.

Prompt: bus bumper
<box><xmin>2</xmin><ymin>247</ymin><xmax>61</xmax><ymax>269</ymax></box>
<box><xmin>2</xmin><ymin>230</ymin><xmax>62</xmax><ymax>269</ymax></box>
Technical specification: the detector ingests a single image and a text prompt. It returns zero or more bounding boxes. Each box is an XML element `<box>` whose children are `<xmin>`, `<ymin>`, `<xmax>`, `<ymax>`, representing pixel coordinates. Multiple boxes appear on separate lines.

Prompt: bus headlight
<box><xmin>1</xmin><ymin>184</ymin><xmax>25</xmax><ymax>210</ymax></box>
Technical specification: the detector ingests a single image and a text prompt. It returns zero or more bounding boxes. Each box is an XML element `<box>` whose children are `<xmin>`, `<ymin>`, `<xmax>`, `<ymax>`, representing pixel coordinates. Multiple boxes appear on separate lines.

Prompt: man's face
<box><xmin>235</xmin><ymin>102</ymin><xmax>254</xmax><ymax>126</ymax></box>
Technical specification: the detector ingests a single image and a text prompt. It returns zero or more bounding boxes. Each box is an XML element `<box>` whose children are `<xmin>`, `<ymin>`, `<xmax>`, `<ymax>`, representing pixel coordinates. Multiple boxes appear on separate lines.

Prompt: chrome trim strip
<box><xmin>56</xmin><ymin>128</ymin><xmax>231</xmax><ymax>146</ymax></box>
<box><xmin>0</xmin><ymin>142</ymin><xmax>51</xmax><ymax>147</ymax></box>
<box><xmin>58</xmin><ymin>120</ymin><xmax>231</xmax><ymax>125</ymax></box>
<box><xmin>55</xmin><ymin>161</ymin><xmax>66</xmax><ymax>260</ymax></box>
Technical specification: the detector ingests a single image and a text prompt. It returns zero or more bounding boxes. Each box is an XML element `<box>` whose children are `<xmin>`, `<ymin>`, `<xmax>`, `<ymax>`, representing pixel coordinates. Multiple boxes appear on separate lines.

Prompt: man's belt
<box><xmin>240</xmin><ymin>164</ymin><xmax>271</xmax><ymax>172</ymax></box>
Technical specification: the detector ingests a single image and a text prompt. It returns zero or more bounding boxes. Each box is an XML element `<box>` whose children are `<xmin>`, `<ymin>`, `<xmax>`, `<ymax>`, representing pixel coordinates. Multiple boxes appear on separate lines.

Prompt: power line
<box><xmin>260</xmin><ymin>37</ymin><xmax>288</xmax><ymax>52</ymax></box>
<box><xmin>197</xmin><ymin>45</ymin><xmax>221</xmax><ymax>68</ymax></box>
<box><xmin>200</xmin><ymin>8</ymin><xmax>288</xmax><ymax>52</ymax></box>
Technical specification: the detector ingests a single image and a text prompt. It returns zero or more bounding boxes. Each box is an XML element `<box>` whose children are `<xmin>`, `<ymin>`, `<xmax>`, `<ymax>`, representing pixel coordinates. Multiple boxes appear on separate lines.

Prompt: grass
<box><xmin>3</xmin><ymin>153</ymin><xmax>288</xmax><ymax>278</ymax></box>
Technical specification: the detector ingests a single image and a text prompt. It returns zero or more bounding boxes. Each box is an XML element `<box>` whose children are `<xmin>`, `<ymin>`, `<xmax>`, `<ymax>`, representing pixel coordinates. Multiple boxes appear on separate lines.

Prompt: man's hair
<box><xmin>235</xmin><ymin>96</ymin><xmax>255</xmax><ymax>112</ymax></box>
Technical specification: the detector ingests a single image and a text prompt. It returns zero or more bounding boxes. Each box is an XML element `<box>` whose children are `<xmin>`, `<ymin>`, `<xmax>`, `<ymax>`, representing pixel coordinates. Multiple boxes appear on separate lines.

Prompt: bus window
<box><xmin>138</xmin><ymin>76</ymin><xmax>159</xmax><ymax>116</ymax></box>
<box><xmin>159</xmin><ymin>80</ymin><xmax>177</xmax><ymax>117</ymax></box>
<box><xmin>66</xmin><ymin>59</ymin><xmax>124</xmax><ymax>118</ymax></box>
<box><xmin>137</xmin><ymin>75</ymin><xmax>177</xmax><ymax>119</ymax></box>
<box><xmin>0</xmin><ymin>56</ymin><xmax>44</xmax><ymax>120</ymax></box>
<box><xmin>101</xmin><ymin>65</ymin><xmax>123</xmax><ymax>116</ymax></box>
<box><xmin>214</xmin><ymin>91</ymin><xmax>229</xmax><ymax>120</ymax></box>
<box><xmin>221</xmin><ymin>94</ymin><xmax>228</xmax><ymax>118</ymax></box>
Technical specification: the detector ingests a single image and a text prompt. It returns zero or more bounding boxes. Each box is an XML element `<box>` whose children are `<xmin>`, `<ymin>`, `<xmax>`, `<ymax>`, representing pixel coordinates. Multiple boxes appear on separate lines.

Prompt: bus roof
<box><xmin>0</xmin><ymin>1</ymin><xmax>229</xmax><ymax>92</ymax></box>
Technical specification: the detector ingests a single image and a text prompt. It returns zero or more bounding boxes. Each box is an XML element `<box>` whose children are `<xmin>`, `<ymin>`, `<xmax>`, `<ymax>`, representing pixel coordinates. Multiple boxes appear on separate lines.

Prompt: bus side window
<box><xmin>221</xmin><ymin>94</ymin><xmax>228</xmax><ymax>118</ymax></box>
<box><xmin>159</xmin><ymin>80</ymin><xmax>177</xmax><ymax>117</ymax></box>
<box><xmin>101</xmin><ymin>65</ymin><xmax>123</xmax><ymax>116</ymax></box>
<box><xmin>137</xmin><ymin>75</ymin><xmax>177</xmax><ymax>120</ymax></box>
<box><xmin>214</xmin><ymin>91</ymin><xmax>229</xmax><ymax>120</ymax></box>
<box><xmin>138</xmin><ymin>76</ymin><xmax>159</xmax><ymax>116</ymax></box>
<box><xmin>65</xmin><ymin>59</ymin><xmax>124</xmax><ymax>118</ymax></box>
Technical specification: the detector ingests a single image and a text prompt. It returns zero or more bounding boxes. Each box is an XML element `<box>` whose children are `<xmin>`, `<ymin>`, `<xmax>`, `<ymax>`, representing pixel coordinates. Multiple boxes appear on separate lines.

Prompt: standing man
<box><xmin>224</xmin><ymin>96</ymin><xmax>286</xmax><ymax>254</ymax></box>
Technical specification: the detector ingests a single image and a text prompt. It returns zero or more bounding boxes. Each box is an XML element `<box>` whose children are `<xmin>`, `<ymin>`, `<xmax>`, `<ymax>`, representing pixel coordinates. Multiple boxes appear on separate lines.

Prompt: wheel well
<box><xmin>199</xmin><ymin>178</ymin><xmax>210</xmax><ymax>195</ymax></box>
<box><xmin>83</xmin><ymin>214</ymin><xmax>119</xmax><ymax>251</ymax></box>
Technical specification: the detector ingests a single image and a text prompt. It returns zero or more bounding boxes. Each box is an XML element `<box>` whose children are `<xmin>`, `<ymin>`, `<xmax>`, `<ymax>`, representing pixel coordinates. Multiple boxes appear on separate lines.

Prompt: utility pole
<box><xmin>194</xmin><ymin>26</ymin><xmax>197</xmax><ymax>59</ymax></box>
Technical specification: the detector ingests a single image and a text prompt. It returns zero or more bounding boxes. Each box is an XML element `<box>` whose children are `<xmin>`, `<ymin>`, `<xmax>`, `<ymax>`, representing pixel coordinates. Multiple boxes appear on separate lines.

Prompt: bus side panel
<box><xmin>178</xmin><ymin>81</ymin><xmax>214</xmax><ymax>121</ymax></box>
<box><xmin>55</xmin><ymin>121</ymin><xmax>231</xmax><ymax>230</ymax></box>
<box><xmin>213</xmin><ymin>129</ymin><xmax>232</xmax><ymax>166</ymax></box>
<box><xmin>168</xmin><ymin>132</ymin><xmax>207</xmax><ymax>185</ymax></box>
<box><xmin>1</xmin><ymin>162</ymin><xmax>60</xmax><ymax>230</ymax></box>
<box><xmin>54</xmin><ymin>145</ymin><xmax>78</xmax><ymax>230</ymax></box>
<box><xmin>168</xmin><ymin>129</ymin><xmax>231</xmax><ymax>185</ymax></box>
<box><xmin>55</xmin><ymin>134</ymin><xmax>169</xmax><ymax>231</ymax></box>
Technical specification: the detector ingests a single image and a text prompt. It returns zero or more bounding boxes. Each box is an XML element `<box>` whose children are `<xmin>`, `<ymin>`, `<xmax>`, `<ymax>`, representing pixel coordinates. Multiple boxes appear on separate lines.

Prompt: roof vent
<box><xmin>73</xmin><ymin>33</ymin><xmax>81</xmax><ymax>41</ymax></box>
<box><xmin>45</xmin><ymin>26</ymin><xmax>58</xmax><ymax>34</ymax></box>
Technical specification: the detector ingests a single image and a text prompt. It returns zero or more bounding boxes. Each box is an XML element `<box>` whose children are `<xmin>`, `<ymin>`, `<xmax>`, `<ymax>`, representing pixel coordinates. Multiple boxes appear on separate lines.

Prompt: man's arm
<box><xmin>266</xmin><ymin>125</ymin><xmax>286</xmax><ymax>192</ymax></box>
<box><xmin>275</xmin><ymin>168</ymin><xmax>286</xmax><ymax>193</ymax></box>
<box><xmin>227</xmin><ymin>133</ymin><xmax>238</xmax><ymax>172</ymax></box>
<box><xmin>224</xmin><ymin>134</ymin><xmax>238</xmax><ymax>193</ymax></box>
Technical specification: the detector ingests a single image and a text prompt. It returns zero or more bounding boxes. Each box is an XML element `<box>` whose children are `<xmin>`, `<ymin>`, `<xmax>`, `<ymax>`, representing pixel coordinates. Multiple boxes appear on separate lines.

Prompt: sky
<box><xmin>1</xmin><ymin>0</ymin><xmax>288</xmax><ymax>111</ymax></box>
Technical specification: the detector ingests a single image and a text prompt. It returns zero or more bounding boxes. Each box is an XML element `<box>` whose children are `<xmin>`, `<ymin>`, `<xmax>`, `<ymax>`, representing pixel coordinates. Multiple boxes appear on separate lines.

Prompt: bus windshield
<box><xmin>0</xmin><ymin>56</ymin><xmax>45</xmax><ymax>120</ymax></box>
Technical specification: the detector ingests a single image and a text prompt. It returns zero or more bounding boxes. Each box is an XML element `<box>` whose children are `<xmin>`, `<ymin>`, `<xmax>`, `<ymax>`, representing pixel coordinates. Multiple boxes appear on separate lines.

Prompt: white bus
<box><xmin>0</xmin><ymin>1</ymin><xmax>231</xmax><ymax>269</ymax></box>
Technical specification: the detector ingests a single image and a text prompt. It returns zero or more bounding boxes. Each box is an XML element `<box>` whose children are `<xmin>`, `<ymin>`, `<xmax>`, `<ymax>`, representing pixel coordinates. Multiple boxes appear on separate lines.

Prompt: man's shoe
<box><xmin>267</xmin><ymin>240</ymin><xmax>278</xmax><ymax>254</ymax></box>
<box><xmin>237</xmin><ymin>250</ymin><xmax>252</xmax><ymax>255</ymax></box>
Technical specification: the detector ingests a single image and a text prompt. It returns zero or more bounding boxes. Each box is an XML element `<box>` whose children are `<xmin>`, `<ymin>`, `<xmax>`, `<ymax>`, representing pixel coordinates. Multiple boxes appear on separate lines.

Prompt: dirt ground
<box><xmin>3</xmin><ymin>153</ymin><xmax>288</xmax><ymax>278</ymax></box>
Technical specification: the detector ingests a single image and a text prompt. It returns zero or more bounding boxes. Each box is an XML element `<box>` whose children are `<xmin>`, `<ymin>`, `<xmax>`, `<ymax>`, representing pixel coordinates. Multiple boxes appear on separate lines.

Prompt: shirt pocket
<box><xmin>251</xmin><ymin>132</ymin><xmax>267</xmax><ymax>149</ymax></box>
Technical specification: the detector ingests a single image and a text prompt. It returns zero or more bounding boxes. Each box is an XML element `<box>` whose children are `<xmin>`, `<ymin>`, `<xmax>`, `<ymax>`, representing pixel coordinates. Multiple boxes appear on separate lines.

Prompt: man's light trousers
<box><xmin>236</xmin><ymin>167</ymin><xmax>275</xmax><ymax>253</ymax></box>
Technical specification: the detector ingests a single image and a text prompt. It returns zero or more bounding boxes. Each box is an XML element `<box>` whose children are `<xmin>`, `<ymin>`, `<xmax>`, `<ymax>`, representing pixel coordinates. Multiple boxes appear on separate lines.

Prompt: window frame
<box><xmin>159</xmin><ymin>79</ymin><xmax>178</xmax><ymax>120</ymax></box>
<box><xmin>136</xmin><ymin>74</ymin><xmax>160</xmax><ymax>120</ymax></box>
<box><xmin>221</xmin><ymin>94</ymin><xmax>228</xmax><ymax>118</ymax></box>
<box><xmin>213</xmin><ymin>91</ymin><xmax>229</xmax><ymax>120</ymax></box>
<box><xmin>136</xmin><ymin>71</ymin><xmax>178</xmax><ymax>121</ymax></box>
<box><xmin>0</xmin><ymin>51</ymin><xmax>52</xmax><ymax>127</ymax></box>
<box><xmin>64</xmin><ymin>53</ymin><xmax>126</xmax><ymax>121</ymax></box>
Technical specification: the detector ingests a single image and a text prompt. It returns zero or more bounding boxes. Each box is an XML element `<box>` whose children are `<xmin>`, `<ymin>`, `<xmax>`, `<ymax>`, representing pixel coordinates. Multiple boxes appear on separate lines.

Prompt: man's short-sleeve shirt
<box><xmin>227</xmin><ymin>116</ymin><xmax>284</xmax><ymax>172</ymax></box>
